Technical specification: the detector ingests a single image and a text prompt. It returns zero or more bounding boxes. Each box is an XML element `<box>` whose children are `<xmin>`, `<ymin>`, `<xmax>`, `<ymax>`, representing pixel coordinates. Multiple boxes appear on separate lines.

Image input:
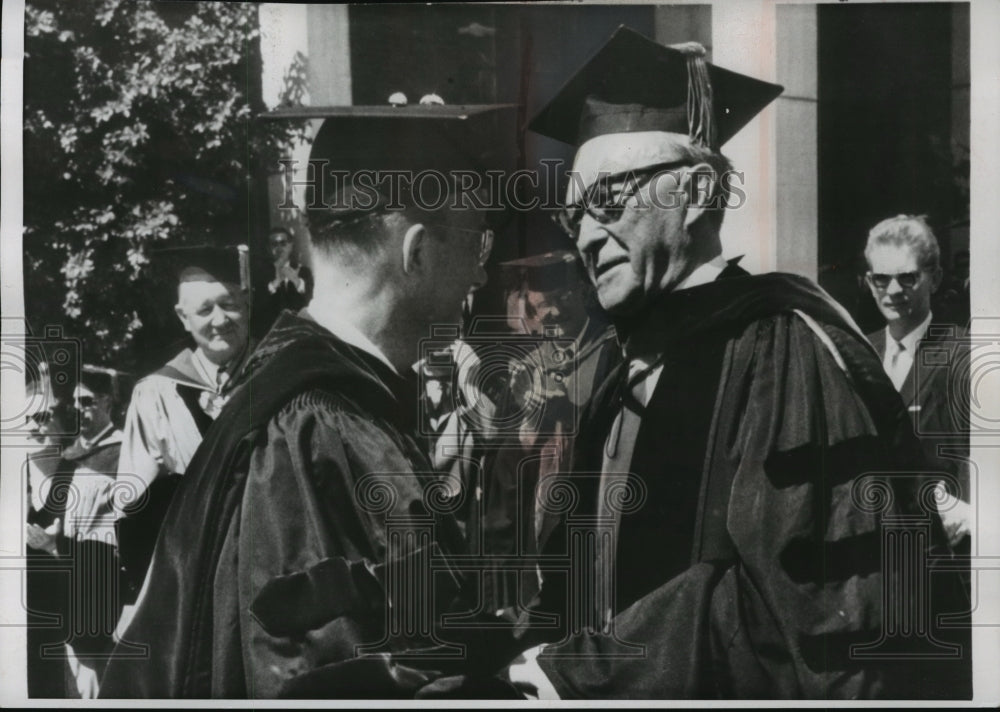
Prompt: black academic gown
<box><xmin>99</xmin><ymin>312</ymin><xmax>475</xmax><ymax>699</ymax></box>
<box><xmin>531</xmin><ymin>269</ymin><xmax>970</xmax><ymax>699</ymax></box>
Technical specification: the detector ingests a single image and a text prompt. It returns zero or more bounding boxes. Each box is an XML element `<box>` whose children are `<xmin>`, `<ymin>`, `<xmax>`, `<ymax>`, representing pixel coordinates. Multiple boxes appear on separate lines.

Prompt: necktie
<box><xmin>594</xmin><ymin>358</ymin><xmax>660</xmax><ymax>627</ymax></box>
<box><xmin>198</xmin><ymin>368</ymin><xmax>231</xmax><ymax>419</ymax></box>
<box><xmin>888</xmin><ymin>340</ymin><xmax>911</xmax><ymax>391</ymax></box>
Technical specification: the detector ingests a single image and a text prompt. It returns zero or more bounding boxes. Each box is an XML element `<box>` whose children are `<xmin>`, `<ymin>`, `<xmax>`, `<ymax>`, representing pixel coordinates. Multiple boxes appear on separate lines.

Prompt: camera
<box><xmin>3</xmin><ymin>323</ymin><xmax>81</xmax><ymax>440</ymax></box>
<box><xmin>910</xmin><ymin>323</ymin><xmax>1000</xmax><ymax>437</ymax></box>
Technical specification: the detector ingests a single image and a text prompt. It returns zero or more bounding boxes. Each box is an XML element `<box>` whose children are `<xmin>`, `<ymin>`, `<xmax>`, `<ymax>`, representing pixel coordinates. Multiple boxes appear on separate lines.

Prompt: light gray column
<box><xmin>306</xmin><ymin>4</ymin><xmax>352</xmax><ymax>105</ymax></box>
<box><xmin>711</xmin><ymin>1</ymin><xmax>778</xmax><ymax>275</ymax></box>
<box><xmin>775</xmin><ymin>4</ymin><xmax>818</xmax><ymax>279</ymax></box>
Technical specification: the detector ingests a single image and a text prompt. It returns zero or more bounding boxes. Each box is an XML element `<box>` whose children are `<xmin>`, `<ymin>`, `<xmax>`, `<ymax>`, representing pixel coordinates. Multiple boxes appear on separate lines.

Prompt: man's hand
<box><xmin>935</xmin><ymin>481</ymin><xmax>971</xmax><ymax>548</ymax></box>
<box><xmin>25</xmin><ymin>518</ymin><xmax>61</xmax><ymax>555</ymax></box>
<box><xmin>506</xmin><ymin>644</ymin><xmax>560</xmax><ymax>700</ymax></box>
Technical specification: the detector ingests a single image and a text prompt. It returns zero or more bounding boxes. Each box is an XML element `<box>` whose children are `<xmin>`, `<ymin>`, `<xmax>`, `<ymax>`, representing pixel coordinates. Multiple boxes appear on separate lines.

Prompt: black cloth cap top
<box><xmin>152</xmin><ymin>244</ymin><xmax>250</xmax><ymax>290</ymax></box>
<box><xmin>499</xmin><ymin>249</ymin><xmax>586</xmax><ymax>293</ymax></box>
<box><xmin>262</xmin><ymin>104</ymin><xmax>519</xmax><ymax>224</ymax></box>
<box><xmin>528</xmin><ymin>25</ymin><xmax>783</xmax><ymax>149</ymax></box>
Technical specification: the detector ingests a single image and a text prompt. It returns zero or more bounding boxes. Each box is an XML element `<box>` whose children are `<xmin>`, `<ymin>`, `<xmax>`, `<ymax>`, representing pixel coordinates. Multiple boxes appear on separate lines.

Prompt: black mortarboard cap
<box><xmin>529</xmin><ymin>26</ymin><xmax>783</xmax><ymax>149</ymax></box>
<box><xmin>153</xmin><ymin>244</ymin><xmax>251</xmax><ymax>290</ymax></box>
<box><xmin>262</xmin><ymin>104</ymin><xmax>519</xmax><ymax>224</ymax></box>
<box><xmin>499</xmin><ymin>250</ymin><xmax>586</xmax><ymax>293</ymax></box>
<box><xmin>79</xmin><ymin>364</ymin><xmax>133</xmax><ymax>403</ymax></box>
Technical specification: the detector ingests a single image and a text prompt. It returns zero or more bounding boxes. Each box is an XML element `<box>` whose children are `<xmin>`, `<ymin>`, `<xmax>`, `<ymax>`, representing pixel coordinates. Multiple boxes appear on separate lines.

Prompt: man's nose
<box><xmin>209</xmin><ymin>305</ymin><xmax>231</xmax><ymax>324</ymax></box>
<box><xmin>575</xmin><ymin>214</ymin><xmax>606</xmax><ymax>261</ymax></box>
<box><xmin>885</xmin><ymin>278</ymin><xmax>905</xmax><ymax>296</ymax></box>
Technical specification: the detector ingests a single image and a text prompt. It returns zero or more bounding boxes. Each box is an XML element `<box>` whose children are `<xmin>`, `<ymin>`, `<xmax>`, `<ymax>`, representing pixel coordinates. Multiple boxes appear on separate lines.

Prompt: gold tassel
<box><xmin>670</xmin><ymin>42</ymin><xmax>715</xmax><ymax>149</ymax></box>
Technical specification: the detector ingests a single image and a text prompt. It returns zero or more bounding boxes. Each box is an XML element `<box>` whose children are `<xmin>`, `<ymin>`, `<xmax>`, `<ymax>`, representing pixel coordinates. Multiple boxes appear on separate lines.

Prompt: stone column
<box><xmin>711</xmin><ymin>0</ymin><xmax>778</xmax><ymax>276</ymax></box>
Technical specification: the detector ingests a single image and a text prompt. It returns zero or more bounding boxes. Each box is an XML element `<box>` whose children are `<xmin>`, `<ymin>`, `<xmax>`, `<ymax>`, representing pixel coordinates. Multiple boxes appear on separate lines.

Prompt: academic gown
<box><xmin>99</xmin><ymin>312</ymin><xmax>477</xmax><ymax>699</ymax></box>
<box><xmin>530</xmin><ymin>269</ymin><xmax>970</xmax><ymax>699</ymax></box>
<box><xmin>115</xmin><ymin>346</ymin><xmax>248</xmax><ymax>596</ymax></box>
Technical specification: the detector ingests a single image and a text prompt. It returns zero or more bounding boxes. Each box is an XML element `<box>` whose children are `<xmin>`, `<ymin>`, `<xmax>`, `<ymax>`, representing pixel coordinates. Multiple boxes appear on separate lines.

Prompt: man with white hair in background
<box><xmin>113</xmin><ymin>246</ymin><xmax>251</xmax><ymax>593</ymax></box>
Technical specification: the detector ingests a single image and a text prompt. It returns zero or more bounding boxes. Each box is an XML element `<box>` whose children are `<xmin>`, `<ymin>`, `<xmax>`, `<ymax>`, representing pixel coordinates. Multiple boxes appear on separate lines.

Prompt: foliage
<box><xmin>23</xmin><ymin>0</ymin><xmax>304</xmax><ymax>371</ymax></box>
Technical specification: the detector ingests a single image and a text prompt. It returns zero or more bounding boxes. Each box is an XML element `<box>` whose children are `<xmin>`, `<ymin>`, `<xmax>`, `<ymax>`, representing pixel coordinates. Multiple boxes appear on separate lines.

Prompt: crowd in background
<box><xmin>20</xmin><ymin>213</ymin><xmax>971</xmax><ymax>698</ymax></box>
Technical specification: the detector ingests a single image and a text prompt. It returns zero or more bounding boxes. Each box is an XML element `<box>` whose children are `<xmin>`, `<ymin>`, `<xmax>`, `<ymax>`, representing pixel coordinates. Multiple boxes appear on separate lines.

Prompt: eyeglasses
<box><xmin>26</xmin><ymin>410</ymin><xmax>52</xmax><ymax>426</ymax></box>
<box><xmin>553</xmin><ymin>160</ymin><xmax>692</xmax><ymax>239</ymax></box>
<box><xmin>430</xmin><ymin>225</ymin><xmax>495</xmax><ymax>266</ymax></box>
<box><xmin>74</xmin><ymin>396</ymin><xmax>97</xmax><ymax>409</ymax></box>
<box><xmin>867</xmin><ymin>271</ymin><xmax>923</xmax><ymax>290</ymax></box>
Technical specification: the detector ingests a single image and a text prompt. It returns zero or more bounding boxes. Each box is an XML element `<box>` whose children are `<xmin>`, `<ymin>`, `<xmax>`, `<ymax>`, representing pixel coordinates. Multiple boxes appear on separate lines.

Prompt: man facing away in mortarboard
<box><xmin>100</xmin><ymin>103</ymin><xmax>519</xmax><ymax>698</ymax></box>
<box><xmin>505</xmin><ymin>26</ymin><xmax>970</xmax><ymax>700</ymax></box>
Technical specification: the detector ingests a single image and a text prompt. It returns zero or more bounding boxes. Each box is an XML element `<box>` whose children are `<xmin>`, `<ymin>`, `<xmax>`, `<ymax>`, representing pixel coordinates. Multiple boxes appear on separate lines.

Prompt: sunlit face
<box><xmin>24</xmin><ymin>387</ymin><xmax>52</xmax><ymax>446</ymax></box>
<box><xmin>269</xmin><ymin>230</ymin><xmax>294</xmax><ymax>264</ymax></box>
<box><xmin>175</xmin><ymin>276</ymin><xmax>249</xmax><ymax>366</ymax></box>
<box><xmin>573</xmin><ymin>166</ymin><xmax>692</xmax><ymax>316</ymax></box>
<box><xmin>866</xmin><ymin>243</ymin><xmax>940</xmax><ymax>335</ymax></box>
<box><xmin>74</xmin><ymin>383</ymin><xmax>112</xmax><ymax>440</ymax></box>
<box><xmin>565</xmin><ymin>132</ymin><xmax>708</xmax><ymax>317</ymax></box>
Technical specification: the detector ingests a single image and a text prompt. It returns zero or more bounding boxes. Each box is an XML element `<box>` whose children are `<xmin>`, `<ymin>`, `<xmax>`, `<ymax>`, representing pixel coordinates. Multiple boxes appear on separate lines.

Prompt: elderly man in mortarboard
<box><xmin>112</xmin><ymin>245</ymin><xmax>252</xmax><ymax>597</ymax></box>
<box><xmin>101</xmin><ymin>103</ymin><xmax>519</xmax><ymax>698</ymax></box>
<box><xmin>507</xmin><ymin>27</ymin><xmax>969</xmax><ymax>700</ymax></box>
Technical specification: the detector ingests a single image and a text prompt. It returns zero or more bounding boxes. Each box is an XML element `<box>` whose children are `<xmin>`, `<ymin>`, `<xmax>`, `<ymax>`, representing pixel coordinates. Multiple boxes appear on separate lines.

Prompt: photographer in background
<box><xmin>256</xmin><ymin>226</ymin><xmax>314</xmax><ymax>331</ymax></box>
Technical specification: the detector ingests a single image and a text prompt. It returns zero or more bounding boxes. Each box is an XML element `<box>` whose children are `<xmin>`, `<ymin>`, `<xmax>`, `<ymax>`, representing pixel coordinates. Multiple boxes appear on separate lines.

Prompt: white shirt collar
<box><xmin>78</xmin><ymin>422</ymin><xmax>117</xmax><ymax>451</ymax></box>
<box><xmin>886</xmin><ymin>311</ymin><xmax>933</xmax><ymax>354</ymax></box>
<box><xmin>191</xmin><ymin>347</ymin><xmax>222</xmax><ymax>389</ymax></box>
<box><xmin>307</xmin><ymin>298</ymin><xmax>399</xmax><ymax>374</ymax></box>
<box><xmin>676</xmin><ymin>255</ymin><xmax>729</xmax><ymax>291</ymax></box>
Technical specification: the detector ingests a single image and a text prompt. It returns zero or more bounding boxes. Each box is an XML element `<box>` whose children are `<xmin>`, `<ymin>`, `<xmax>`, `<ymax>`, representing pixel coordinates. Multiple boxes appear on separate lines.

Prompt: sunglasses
<box><xmin>26</xmin><ymin>410</ymin><xmax>53</xmax><ymax>426</ymax></box>
<box><xmin>867</xmin><ymin>271</ymin><xmax>923</xmax><ymax>290</ymax></box>
<box><xmin>553</xmin><ymin>160</ymin><xmax>692</xmax><ymax>239</ymax></box>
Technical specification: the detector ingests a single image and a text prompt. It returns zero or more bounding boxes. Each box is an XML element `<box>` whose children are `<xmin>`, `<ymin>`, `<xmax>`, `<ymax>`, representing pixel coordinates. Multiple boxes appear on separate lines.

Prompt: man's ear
<box><xmin>682</xmin><ymin>162</ymin><xmax>718</xmax><ymax>229</ymax></box>
<box><xmin>174</xmin><ymin>304</ymin><xmax>192</xmax><ymax>333</ymax></box>
<box><xmin>402</xmin><ymin>223</ymin><xmax>428</xmax><ymax>275</ymax></box>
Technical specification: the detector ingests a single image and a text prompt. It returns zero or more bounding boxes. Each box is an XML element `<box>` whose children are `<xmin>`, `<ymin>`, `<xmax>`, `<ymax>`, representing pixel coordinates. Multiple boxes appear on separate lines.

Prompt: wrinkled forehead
<box><xmin>566</xmin><ymin>130</ymin><xmax>692</xmax><ymax>204</ymax></box>
<box><xmin>177</xmin><ymin>270</ymin><xmax>243</xmax><ymax>300</ymax></box>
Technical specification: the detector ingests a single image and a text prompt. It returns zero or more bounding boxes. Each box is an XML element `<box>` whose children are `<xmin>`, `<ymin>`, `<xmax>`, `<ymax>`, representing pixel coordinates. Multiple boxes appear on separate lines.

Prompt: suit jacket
<box><xmin>866</xmin><ymin>324</ymin><xmax>970</xmax><ymax>497</ymax></box>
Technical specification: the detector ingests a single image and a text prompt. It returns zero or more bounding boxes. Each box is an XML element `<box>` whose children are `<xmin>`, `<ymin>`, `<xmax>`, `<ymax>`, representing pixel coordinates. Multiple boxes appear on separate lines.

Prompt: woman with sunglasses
<box><xmin>26</xmin><ymin>366</ymin><xmax>131</xmax><ymax>698</ymax></box>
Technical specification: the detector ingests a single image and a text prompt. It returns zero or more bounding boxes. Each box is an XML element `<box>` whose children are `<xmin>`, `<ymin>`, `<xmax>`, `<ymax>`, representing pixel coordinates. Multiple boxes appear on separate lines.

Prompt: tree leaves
<box><xmin>24</xmin><ymin>0</ymin><xmax>302</xmax><ymax>370</ymax></box>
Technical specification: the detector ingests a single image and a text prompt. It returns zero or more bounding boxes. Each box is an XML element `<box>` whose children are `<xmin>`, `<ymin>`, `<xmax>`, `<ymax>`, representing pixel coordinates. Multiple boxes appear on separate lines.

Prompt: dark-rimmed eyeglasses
<box><xmin>74</xmin><ymin>395</ymin><xmax>97</xmax><ymax>409</ymax></box>
<box><xmin>867</xmin><ymin>271</ymin><xmax>923</xmax><ymax>290</ymax></box>
<box><xmin>429</xmin><ymin>225</ymin><xmax>495</xmax><ymax>267</ymax></box>
<box><xmin>26</xmin><ymin>410</ymin><xmax>53</xmax><ymax>427</ymax></box>
<box><xmin>552</xmin><ymin>160</ymin><xmax>692</xmax><ymax>240</ymax></box>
